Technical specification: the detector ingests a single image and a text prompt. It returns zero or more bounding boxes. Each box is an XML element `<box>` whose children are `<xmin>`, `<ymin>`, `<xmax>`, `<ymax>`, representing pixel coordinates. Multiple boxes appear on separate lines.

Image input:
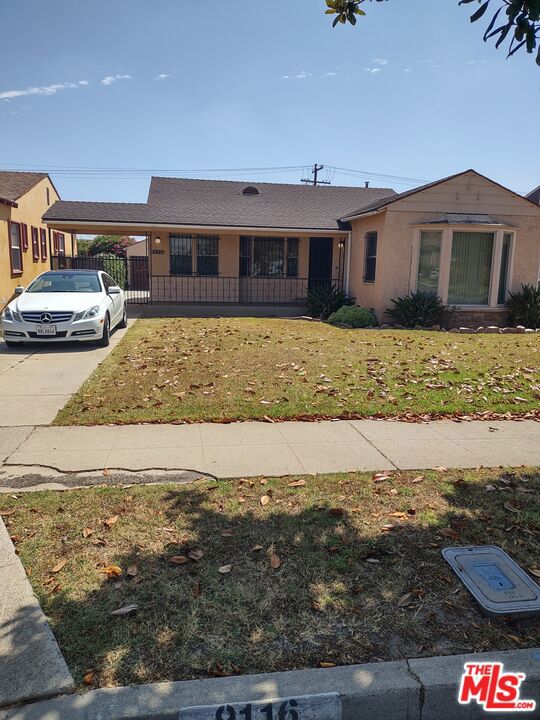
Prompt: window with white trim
<box><xmin>415</xmin><ymin>228</ymin><xmax>514</xmax><ymax>307</ymax></box>
<box><xmin>10</xmin><ymin>222</ymin><xmax>22</xmax><ymax>273</ymax></box>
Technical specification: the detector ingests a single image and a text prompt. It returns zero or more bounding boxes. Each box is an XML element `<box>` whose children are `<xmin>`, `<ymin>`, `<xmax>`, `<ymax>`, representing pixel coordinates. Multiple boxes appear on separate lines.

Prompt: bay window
<box><xmin>448</xmin><ymin>232</ymin><xmax>494</xmax><ymax>305</ymax></box>
<box><xmin>417</xmin><ymin>231</ymin><xmax>442</xmax><ymax>294</ymax></box>
<box><xmin>414</xmin><ymin>227</ymin><xmax>514</xmax><ymax>307</ymax></box>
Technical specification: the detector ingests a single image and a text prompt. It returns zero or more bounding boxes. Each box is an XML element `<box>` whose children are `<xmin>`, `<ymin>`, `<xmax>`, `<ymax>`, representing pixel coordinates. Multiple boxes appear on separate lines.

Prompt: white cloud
<box><xmin>363</xmin><ymin>67</ymin><xmax>382</xmax><ymax>74</ymax></box>
<box><xmin>0</xmin><ymin>80</ymin><xmax>89</xmax><ymax>101</ymax></box>
<box><xmin>403</xmin><ymin>67</ymin><xmax>412</xmax><ymax>73</ymax></box>
<box><xmin>101</xmin><ymin>74</ymin><xmax>132</xmax><ymax>86</ymax></box>
<box><xmin>373</xmin><ymin>58</ymin><xmax>388</xmax><ymax>66</ymax></box>
<box><xmin>282</xmin><ymin>70</ymin><xmax>312</xmax><ymax>80</ymax></box>
<box><xmin>154</xmin><ymin>73</ymin><xmax>171</xmax><ymax>82</ymax></box>
<box><xmin>322</xmin><ymin>71</ymin><xmax>337</xmax><ymax>78</ymax></box>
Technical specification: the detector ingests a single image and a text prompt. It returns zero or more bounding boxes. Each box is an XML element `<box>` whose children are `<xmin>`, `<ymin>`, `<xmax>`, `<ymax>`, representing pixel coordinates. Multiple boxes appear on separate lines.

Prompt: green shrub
<box><xmin>102</xmin><ymin>256</ymin><xmax>127</xmax><ymax>290</ymax></box>
<box><xmin>328</xmin><ymin>305</ymin><xmax>377</xmax><ymax>328</ymax></box>
<box><xmin>386</xmin><ymin>291</ymin><xmax>445</xmax><ymax>328</ymax></box>
<box><xmin>306</xmin><ymin>283</ymin><xmax>353</xmax><ymax>319</ymax></box>
<box><xmin>506</xmin><ymin>283</ymin><xmax>540</xmax><ymax>329</ymax></box>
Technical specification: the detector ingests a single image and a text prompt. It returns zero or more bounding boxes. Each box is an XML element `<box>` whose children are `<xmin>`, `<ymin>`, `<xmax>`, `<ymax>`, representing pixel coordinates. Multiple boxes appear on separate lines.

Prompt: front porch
<box><xmin>148</xmin><ymin>231</ymin><xmax>347</xmax><ymax>305</ymax></box>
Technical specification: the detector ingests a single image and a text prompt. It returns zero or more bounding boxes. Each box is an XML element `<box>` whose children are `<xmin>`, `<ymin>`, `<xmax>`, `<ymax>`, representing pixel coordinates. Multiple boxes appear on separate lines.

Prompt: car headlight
<box><xmin>1</xmin><ymin>307</ymin><xmax>21</xmax><ymax>322</ymax></box>
<box><xmin>73</xmin><ymin>306</ymin><xmax>101</xmax><ymax>321</ymax></box>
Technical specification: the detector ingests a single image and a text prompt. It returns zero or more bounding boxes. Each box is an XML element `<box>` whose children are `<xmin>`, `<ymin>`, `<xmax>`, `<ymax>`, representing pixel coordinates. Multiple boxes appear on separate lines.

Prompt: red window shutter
<box><xmin>53</xmin><ymin>232</ymin><xmax>58</xmax><ymax>254</ymax></box>
<box><xmin>21</xmin><ymin>224</ymin><xmax>29</xmax><ymax>251</ymax></box>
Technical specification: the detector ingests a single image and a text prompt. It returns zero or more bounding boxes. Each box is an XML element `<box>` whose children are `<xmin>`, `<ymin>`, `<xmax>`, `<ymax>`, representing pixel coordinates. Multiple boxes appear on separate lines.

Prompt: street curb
<box><xmin>0</xmin><ymin>520</ymin><xmax>75</xmax><ymax>709</ymax></box>
<box><xmin>1</xmin><ymin>648</ymin><xmax>539</xmax><ymax>720</ymax></box>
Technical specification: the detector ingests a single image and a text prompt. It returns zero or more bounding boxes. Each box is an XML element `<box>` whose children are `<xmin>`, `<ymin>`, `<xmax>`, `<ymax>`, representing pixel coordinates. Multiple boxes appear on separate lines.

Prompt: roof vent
<box><xmin>242</xmin><ymin>186</ymin><xmax>260</xmax><ymax>196</ymax></box>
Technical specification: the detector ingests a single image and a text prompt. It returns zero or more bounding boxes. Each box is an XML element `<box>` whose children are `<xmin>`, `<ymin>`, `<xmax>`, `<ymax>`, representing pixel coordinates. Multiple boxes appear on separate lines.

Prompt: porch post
<box><xmin>344</xmin><ymin>231</ymin><xmax>352</xmax><ymax>296</ymax></box>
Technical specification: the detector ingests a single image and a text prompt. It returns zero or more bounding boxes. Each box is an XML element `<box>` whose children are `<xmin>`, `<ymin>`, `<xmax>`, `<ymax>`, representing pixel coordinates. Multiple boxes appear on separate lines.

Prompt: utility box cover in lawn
<box><xmin>442</xmin><ymin>545</ymin><xmax>540</xmax><ymax>618</ymax></box>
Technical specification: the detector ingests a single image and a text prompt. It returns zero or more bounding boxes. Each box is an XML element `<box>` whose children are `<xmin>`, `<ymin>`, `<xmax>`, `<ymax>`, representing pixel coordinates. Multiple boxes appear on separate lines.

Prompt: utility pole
<box><xmin>301</xmin><ymin>163</ymin><xmax>331</xmax><ymax>186</ymax></box>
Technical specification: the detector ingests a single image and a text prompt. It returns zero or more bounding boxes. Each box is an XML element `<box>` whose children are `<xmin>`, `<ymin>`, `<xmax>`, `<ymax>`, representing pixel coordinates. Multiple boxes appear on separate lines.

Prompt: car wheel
<box><xmin>97</xmin><ymin>315</ymin><xmax>110</xmax><ymax>347</ymax></box>
<box><xmin>118</xmin><ymin>304</ymin><xmax>128</xmax><ymax>329</ymax></box>
<box><xmin>4</xmin><ymin>340</ymin><xmax>21</xmax><ymax>348</ymax></box>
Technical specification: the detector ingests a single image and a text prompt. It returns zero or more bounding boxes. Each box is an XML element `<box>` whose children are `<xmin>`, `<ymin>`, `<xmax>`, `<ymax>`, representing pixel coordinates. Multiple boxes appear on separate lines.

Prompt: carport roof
<box><xmin>43</xmin><ymin>176</ymin><xmax>397</xmax><ymax>231</ymax></box>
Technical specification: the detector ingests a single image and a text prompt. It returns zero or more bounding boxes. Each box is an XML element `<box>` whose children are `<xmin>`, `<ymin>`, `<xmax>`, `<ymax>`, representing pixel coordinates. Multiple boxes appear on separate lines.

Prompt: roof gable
<box><xmin>342</xmin><ymin>170</ymin><xmax>540</xmax><ymax>220</ymax></box>
<box><xmin>0</xmin><ymin>171</ymin><xmax>48</xmax><ymax>205</ymax></box>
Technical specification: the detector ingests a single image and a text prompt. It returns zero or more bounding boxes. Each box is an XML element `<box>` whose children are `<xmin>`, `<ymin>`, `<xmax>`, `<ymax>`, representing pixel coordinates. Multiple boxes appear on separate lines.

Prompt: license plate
<box><xmin>35</xmin><ymin>325</ymin><xmax>57</xmax><ymax>336</ymax></box>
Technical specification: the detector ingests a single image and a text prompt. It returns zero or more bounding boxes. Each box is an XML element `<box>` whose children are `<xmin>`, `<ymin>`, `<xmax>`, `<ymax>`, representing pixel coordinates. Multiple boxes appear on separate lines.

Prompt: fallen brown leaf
<box><xmin>220</xmin><ymin>529</ymin><xmax>234</xmax><ymax>537</ymax></box>
<box><xmin>372</xmin><ymin>472</ymin><xmax>391</xmax><ymax>483</ymax></box>
<box><xmin>104</xmin><ymin>515</ymin><xmax>119</xmax><ymax>528</ymax></box>
<box><xmin>288</xmin><ymin>479</ymin><xmax>306</xmax><ymax>487</ymax></box>
<box><xmin>82</xmin><ymin>527</ymin><xmax>94</xmax><ymax>538</ymax></box>
<box><xmin>0</xmin><ymin>509</ymin><xmax>16</xmax><ymax>516</ymax></box>
<box><xmin>397</xmin><ymin>592</ymin><xmax>414</xmax><ymax>608</ymax></box>
<box><xmin>83</xmin><ymin>670</ymin><xmax>95</xmax><ymax>685</ymax></box>
<box><xmin>126</xmin><ymin>564</ymin><xmax>138</xmax><ymax>577</ymax></box>
<box><xmin>169</xmin><ymin>555</ymin><xmax>189</xmax><ymax>565</ymax></box>
<box><xmin>51</xmin><ymin>559</ymin><xmax>67</xmax><ymax>574</ymax></box>
<box><xmin>188</xmin><ymin>549</ymin><xmax>204</xmax><ymax>562</ymax></box>
<box><xmin>260</xmin><ymin>495</ymin><xmax>270</xmax><ymax>507</ymax></box>
<box><xmin>270</xmin><ymin>552</ymin><xmax>282</xmax><ymax>569</ymax></box>
<box><xmin>439</xmin><ymin>527</ymin><xmax>460</xmax><ymax>540</ymax></box>
<box><xmin>100</xmin><ymin>564</ymin><xmax>122</xmax><ymax>578</ymax></box>
<box><xmin>319</xmin><ymin>662</ymin><xmax>336</xmax><ymax>668</ymax></box>
<box><xmin>218</xmin><ymin>564</ymin><xmax>232</xmax><ymax>574</ymax></box>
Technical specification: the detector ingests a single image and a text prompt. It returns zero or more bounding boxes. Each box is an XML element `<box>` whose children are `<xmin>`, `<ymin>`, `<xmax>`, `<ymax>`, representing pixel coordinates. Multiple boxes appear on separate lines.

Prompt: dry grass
<box><xmin>55</xmin><ymin>318</ymin><xmax>540</xmax><ymax>425</ymax></box>
<box><xmin>2</xmin><ymin>468</ymin><xmax>539</xmax><ymax>689</ymax></box>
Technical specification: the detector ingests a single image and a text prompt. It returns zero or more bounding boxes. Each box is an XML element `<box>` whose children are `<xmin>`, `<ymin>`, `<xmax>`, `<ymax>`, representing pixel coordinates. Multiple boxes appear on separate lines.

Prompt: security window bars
<box><xmin>364</xmin><ymin>231</ymin><xmax>377</xmax><ymax>282</ymax></box>
<box><xmin>170</xmin><ymin>234</ymin><xmax>193</xmax><ymax>275</ymax></box>
<box><xmin>239</xmin><ymin>236</ymin><xmax>299</xmax><ymax>277</ymax></box>
<box><xmin>197</xmin><ymin>235</ymin><xmax>219</xmax><ymax>276</ymax></box>
<box><xmin>286</xmin><ymin>238</ymin><xmax>299</xmax><ymax>277</ymax></box>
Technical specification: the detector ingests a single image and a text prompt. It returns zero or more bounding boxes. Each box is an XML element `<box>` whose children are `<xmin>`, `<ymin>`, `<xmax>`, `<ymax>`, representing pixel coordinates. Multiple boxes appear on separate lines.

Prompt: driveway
<box><xmin>0</xmin><ymin>322</ymin><xmax>130</xmax><ymax>427</ymax></box>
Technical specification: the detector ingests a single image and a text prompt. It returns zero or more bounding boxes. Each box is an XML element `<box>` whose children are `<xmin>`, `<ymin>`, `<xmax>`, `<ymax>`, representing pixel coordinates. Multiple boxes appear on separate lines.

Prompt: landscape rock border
<box><xmin>2</xmin><ymin>649</ymin><xmax>539</xmax><ymax>720</ymax></box>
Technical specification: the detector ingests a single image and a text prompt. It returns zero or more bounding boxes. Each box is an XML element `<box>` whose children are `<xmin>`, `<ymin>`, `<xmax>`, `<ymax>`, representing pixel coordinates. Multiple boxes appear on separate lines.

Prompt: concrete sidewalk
<box><xmin>1</xmin><ymin>418</ymin><xmax>539</xmax><ymax>480</ymax></box>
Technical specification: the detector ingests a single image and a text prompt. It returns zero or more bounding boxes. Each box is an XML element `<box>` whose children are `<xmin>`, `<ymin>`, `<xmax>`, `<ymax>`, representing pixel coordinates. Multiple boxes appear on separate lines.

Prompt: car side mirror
<box><xmin>14</xmin><ymin>286</ymin><xmax>24</xmax><ymax>295</ymax></box>
<box><xmin>108</xmin><ymin>286</ymin><xmax>121</xmax><ymax>295</ymax></box>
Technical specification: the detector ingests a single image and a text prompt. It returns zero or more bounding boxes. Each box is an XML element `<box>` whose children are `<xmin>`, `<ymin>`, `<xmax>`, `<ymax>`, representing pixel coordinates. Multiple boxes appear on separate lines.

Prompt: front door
<box><xmin>308</xmin><ymin>237</ymin><xmax>333</xmax><ymax>289</ymax></box>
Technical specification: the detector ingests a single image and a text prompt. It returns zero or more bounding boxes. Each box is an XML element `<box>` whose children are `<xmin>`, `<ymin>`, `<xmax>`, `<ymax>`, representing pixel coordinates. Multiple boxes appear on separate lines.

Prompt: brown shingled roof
<box><xmin>43</xmin><ymin>177</ymin><xmax>397</xmax><ymax>231</ymax></box>
<box><xmin>0</xmin><ymin>171</ymin><xmax>48</xmax><ymax>205</ymax></box>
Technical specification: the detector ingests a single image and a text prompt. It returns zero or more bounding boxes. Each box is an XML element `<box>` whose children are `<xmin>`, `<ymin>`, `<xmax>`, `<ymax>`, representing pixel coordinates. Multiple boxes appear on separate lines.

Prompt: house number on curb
<box><xmin>179</xmin><ymin>692</ymin><xmax>342</xmax><ymax>720</ymax></box>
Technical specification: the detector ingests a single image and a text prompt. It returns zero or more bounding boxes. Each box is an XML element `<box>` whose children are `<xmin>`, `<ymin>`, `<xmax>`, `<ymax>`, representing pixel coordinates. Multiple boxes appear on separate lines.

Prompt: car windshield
<box><xmin>26</xmin><ymin>273</ymin><xmax>101</xmax><ymax>294</ymax></box>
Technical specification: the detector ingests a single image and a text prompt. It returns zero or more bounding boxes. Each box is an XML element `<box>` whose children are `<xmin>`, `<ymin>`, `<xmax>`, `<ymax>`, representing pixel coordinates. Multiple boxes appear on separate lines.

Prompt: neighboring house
<box><xmin>42</xmin><ymin>169</ymin><xmax>540</xmax><ymax>326</ymax></box>
<box><xmin>0</xmin><ymin>171</ymin><xmax>76</xmax><ymax>307</ymax></box>
<box><xmin>526</xmin><ymin>184</ymin><xmax>540</xmax><ymax>205</ymax></box>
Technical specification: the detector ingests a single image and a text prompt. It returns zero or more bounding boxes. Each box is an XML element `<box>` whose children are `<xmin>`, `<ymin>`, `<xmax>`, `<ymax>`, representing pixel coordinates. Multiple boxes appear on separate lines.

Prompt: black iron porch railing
<box><xmin>151</xmin><ymin>276</ymin><xmax>344</xmax><ymax>305</ymax></box>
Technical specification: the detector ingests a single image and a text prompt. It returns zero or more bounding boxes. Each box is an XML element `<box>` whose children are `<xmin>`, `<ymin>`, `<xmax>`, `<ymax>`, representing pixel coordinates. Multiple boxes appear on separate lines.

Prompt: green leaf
<box><xmin>470</xmin><ymin>1</ymin><xmax>491</xmax><ymax>23</ymax></box>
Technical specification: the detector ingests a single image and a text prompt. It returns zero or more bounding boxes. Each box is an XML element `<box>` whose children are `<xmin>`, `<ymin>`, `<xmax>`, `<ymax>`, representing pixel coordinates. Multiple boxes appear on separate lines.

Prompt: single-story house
<box><xmin>42</xmin><ymin>169</ymin><xmax>540</xmax><ymax>326</ymax></box>
<box><xmin>1</xmin><ymin>171</ymin><xmax>76</xmax><ymax>308</ymax></box>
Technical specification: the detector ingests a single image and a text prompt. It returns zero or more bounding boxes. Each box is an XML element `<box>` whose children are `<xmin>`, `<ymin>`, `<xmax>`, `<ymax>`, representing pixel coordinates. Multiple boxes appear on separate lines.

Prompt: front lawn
<box><xmin>2</xmin><ymin>468</ymin><xmax>538</xmax><ymax>689</ymax></box>
<box><xmin>55</xmin><ymin>318</ymin><xmax>540</xmax><ymax>425</ymax></box>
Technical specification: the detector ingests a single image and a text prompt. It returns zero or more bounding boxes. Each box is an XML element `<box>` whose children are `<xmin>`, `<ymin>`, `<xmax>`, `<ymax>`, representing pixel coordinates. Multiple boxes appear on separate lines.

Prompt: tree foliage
<box><xmin>84</xmin><ymin>235</ymin><xmax>135</xmax><ymax>258</ymax></box>
<box><xmin>325</xmin><ymin>0</ymin><xmax>540</xmax><ymax>64</ymax></box>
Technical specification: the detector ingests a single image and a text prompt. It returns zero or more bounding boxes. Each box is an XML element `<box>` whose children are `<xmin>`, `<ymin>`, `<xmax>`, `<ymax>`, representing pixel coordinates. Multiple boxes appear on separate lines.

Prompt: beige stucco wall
<box><xmin>1</xmin><ymin>177</ymin><xmax>74</xmax><ymax>307</ymax></box>
<box><xmin>348</xmin><ymin>172</ymin><xmax>540</xmax><ymax>322</ymax></box>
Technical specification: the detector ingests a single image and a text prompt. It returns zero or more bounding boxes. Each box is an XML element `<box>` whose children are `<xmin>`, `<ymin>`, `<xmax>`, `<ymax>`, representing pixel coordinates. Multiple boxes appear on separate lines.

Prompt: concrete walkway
<box><xmin>1</xmin><ymin>418</ymin><xmax>539</xmax><ymax>481</ymax></box>
<box><xmin>0</xmin><ymin>322</ymin><xmax>130</xmax><ymax>427</ymax></box>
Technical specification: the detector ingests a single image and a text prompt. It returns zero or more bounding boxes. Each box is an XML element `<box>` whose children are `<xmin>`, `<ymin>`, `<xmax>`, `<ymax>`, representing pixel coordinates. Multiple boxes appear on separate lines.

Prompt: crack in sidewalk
<box><xmin>406</xmin><ymin>660</ymin><xmax>425</xmax><ymax>720</ymax></box>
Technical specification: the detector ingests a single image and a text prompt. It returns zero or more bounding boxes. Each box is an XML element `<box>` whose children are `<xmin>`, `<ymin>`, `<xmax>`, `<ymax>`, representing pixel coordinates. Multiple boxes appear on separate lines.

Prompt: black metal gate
<box><xmin>51</xmin><ymin>255</ymin><xmax>150</xmax><ymax>304</ymax></box>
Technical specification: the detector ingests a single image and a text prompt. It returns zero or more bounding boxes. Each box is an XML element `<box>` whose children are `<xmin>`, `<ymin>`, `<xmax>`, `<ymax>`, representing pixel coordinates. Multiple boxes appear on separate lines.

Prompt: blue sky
<box><xmin>0</xmin><ymin>0</ymin><xmax>538</xmax><ymax>202</ymax></box>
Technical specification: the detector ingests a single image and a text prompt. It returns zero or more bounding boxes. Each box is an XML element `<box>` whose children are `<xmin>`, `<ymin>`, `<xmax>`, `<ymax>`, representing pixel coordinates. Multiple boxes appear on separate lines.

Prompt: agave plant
<box><xmin>386</xmin><ymin>291</ymin><xmax>445</xmax><ymax>328</ymax></box>
<box><xmin>506</xmin><ymin>284</ymin><xmax>540</xmax><ymax>329</ymax></box>
<box><xmin>306</xmin><ymin>283</ymin><xmax>353</xmax><ymax>319</ymax></box>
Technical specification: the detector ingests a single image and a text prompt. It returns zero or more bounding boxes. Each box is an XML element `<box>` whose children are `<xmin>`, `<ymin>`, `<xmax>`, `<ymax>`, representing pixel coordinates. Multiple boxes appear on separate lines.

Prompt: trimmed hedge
<box><xmin>328</xmin><ymin>305</ymin><xmax>377</xmax><ymax>328</ymax></box>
